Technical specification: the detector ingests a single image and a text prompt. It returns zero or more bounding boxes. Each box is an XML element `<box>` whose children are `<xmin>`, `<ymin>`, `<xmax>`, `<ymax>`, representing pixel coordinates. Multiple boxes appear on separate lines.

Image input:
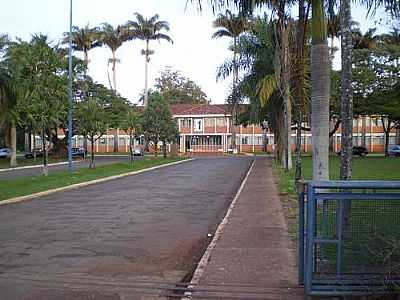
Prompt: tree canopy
<box><xmin>154</xmin><ymin>67</ymin><xmax>209</xmax><ymax>104</ymax></box>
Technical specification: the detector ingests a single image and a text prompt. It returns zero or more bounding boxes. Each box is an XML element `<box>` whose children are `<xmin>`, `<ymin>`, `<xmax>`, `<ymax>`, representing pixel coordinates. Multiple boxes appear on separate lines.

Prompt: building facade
<box><xmin>46</xmin><ymin>104</ymin><xmax>399</xmax><ymax>154</ymax></box>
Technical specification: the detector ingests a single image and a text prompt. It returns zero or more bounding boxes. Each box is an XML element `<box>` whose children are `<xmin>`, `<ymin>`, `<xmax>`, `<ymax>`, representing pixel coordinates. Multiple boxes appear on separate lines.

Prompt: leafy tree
<box><xmin>154</xmin><ymin>67</ymin><xmax>209</xmax><ymax>104</ymax></box>
<box><xmin>352</xmin><ymin>43</ymin><xmax>400</xmax><ymax>156</ymax></box>
<box><xmin>76</xmin><ymin>98</ymin><xmax>107</xmax><ymax>168</ymax></box>
<box><xmin>126</xmin><ymin>13</ymin><xmax>173</xmax><ymax>106</ymax></box>
<box><xmin>85</xmin><ymin>80</ymin><xmax>130</xmax><ymax>152</ymax></box>
<box><xmin>100</xmin><ymin>23</ymin><xmax>129</xmax><ymax>92</ymax></box>
<box><xmin>0</xmin><ymin>62</ymin><xmax>18</xmax><ymax>167</ymax></box>
<box><xmin>141</xmin><ymin>93</ymin><xmax>178</xmax><ymax>157</ymax></box>
<box><xmin>5</xmin><ymin>35</ymin><xmax>68</xmax><ymax>174</ymax></box>
<box><xmin>121</xmin><ymin>107</ymin><xmax>142</xmax><ymax>163</ymax></box>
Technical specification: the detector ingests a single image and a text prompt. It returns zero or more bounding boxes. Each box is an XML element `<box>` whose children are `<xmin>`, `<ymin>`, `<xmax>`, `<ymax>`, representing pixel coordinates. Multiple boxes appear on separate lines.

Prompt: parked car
<box><xmin>71</xmin><ymin>147</ymin><xmax>86</xmax><ymax>158</ymax></box>
<box><xmin>25</xmin><ymin>149</ymin><xmax>43</xmax><ymax>159</ymax></box>
<box><xmin>388</xmin><ymin>145</ymin><xmax>400</xmax><ymax>157</ymax></box>
<box><xmin>133</xmin><ymin>146</ymin><xmax>144</xmax><ymax>156</ymax></box>
<box><xmin>337</xmin><ymin>146</ymin><xmax>368</xmax><ymax>157</ymax></box>
<box><xmin>0</xmin><ymin>148</ymin><xmax>11</xmax><ymax>159</ymax></box>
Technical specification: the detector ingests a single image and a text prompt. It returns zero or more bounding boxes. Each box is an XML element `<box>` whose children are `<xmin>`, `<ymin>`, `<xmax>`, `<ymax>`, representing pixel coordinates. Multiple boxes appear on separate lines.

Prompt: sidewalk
<box><xmin>189</xmin><ymin>157</ymin><xmax>303</xmax><ymax>299</ymax></box>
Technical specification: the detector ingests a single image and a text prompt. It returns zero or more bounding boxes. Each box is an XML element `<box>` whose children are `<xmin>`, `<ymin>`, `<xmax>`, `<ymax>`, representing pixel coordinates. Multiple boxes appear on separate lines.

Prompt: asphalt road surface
<box><xmin>0</xmin><ymin>157</ymin><xmax>253</xmax><ymax>300</ymax></box>
<box><xmin>0</xmin><ymin>155</ymin><xmax>131</xmax><ymax>181</ymax></box>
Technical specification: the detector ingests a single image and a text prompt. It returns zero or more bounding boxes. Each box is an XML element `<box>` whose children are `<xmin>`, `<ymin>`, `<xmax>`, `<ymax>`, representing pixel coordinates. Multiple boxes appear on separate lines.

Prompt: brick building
<box><xmin>44</xmin><ymin>104</ymin><xmax>399</xmax><ymax>154</ymax></box>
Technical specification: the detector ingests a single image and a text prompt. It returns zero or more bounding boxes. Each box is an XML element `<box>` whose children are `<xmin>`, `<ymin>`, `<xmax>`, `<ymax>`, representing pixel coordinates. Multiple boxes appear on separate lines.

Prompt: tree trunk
<box><xmin>33</xmin><ymin>131</ymin><xmax>37</xmax><ymax>161</ymax></box>
<box><xmin>295</xmin><ymin>117</ymin><xmax>303</xmax><ymax>182</ymax></box>
<box><xmin>144</xmin><ymin>40</ymin><xmax>149</xmax><ymax>107</ymax></box>
<box><xmin>311</xmin><ymin>0</ymin><xmax>330</xmax><ymax>181</ymax></box>
<box><xmin>113</xmin><ymin>131</ymin><xmax>118</xmax><ymax>153</ymax></box>
<box><xmin>282</xmin><ymin>23</ymin><xmax>292</xmax><ymax>170</ymax></box>
<box><xmin>383</xmin><ymin>117</ymin><xmax>392</xmax><ymax>157</ymax></box>
<box><xmin>294</xmin><ymin>0</ymin><xmax>307</xmax><ymax>182</ymax></box>
<box><xmin>129</xmin><ymin>134</ymin><xmax>134</xmax><ymax>165</ymax></box>
<box><xmin>154</xmin><ymin>138</ymin><xmax>158</xmax><ymax>157</ymax></box>
<box><xmin>231</xmin><ymin>37</ymin><xmax>238</xmax><ymax>152</ymax></box>
<box><xmin>163</xmin><ymin>140</ymin><xmax>167</xmax><ymax>158</ymax></box>
<box><xmin>112</xmin><ymin>50</ymin><xmax>117</xmax><ymax>92</ymax></box>
<box><xmin>83</xmin><ymin>135</ymin><xmax>88</xmax><ymax>154</ymax></box>
<box><xmin>42</xmin><ymin>128</ymin><xmax>48</xmax><ymax>176</ymax></box>
<box><xmin>340</xmin><ymin>0</ymin><xmax>353</xmax><ymax>181</ymax></box>
<box><xmin>90</xmin><ymin>135</ymin><xmax>95</xmax><ymax>168</ymax></box>
<box><xmin>10</xmin><ymin>122</ymin><xmax>18</xmax><ymax>167</ymax></box>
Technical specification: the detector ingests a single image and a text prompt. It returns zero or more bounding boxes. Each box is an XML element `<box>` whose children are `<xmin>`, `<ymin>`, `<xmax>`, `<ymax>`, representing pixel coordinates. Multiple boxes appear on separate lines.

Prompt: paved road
<box><xmin>0</xmin><ymin>156</ymin><xmax>131</xmax><ymax>180</ymax></box>
<box><xmin>0</xmin><ymin>157</ymin><xmax>253</xmax><ymax>300</ymax></box>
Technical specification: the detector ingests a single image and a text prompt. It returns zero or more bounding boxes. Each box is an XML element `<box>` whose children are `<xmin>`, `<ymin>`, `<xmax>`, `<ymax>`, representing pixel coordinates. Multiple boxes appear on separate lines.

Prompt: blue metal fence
<box><xmin>299</xmin><ymin>181</ymin><xmax>400</xmax><ymax>297</ymax></box>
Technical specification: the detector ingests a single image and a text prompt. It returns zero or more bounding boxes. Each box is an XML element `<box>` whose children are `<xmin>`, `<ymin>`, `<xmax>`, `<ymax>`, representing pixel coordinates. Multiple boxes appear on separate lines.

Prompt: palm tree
<box><xmin>212</xmin><ymin>10</ymin><xmax>248</xmax><ymax>152</ymax></box>
<box><xmin>126</xmin><ymin>13</ymin><xmax>173</xmax><ymax>106</ymax></box>
<box><xmin>353</xmin><ymin>27</ymin><xmax>378</xmax><ymax>50</ymax></box>
<box><xmin>100</xmin><ymin>23</ymin><xmax>129</xmax><ymax>92</ymax></box>
<box><xmin>64</xmin><ymin>24</ymin><xmax>102</xmax><ymax>76</ymax></box>
<box><xmin>340</xmin><ymin>0</ymin><xmax>353</xmax><ymax>184</ymax></box>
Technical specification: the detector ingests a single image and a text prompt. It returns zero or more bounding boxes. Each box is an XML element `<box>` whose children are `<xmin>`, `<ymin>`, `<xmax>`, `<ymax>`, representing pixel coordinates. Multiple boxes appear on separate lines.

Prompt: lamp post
<box><xmin>67</xmin><ymin>0</ymin><xmax>73</xmax><ymax>171</ymax></box>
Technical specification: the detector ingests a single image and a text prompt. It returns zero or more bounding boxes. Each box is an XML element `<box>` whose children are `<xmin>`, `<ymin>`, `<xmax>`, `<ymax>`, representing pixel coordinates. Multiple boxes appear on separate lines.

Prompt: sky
<box><xmin>0</xmin><ymin>0</ymin><xmax>393</xmax><ymax>105</ymax></box>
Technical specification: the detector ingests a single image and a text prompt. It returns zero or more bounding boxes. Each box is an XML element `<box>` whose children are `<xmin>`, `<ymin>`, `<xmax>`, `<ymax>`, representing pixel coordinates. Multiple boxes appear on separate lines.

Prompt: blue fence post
<box><xmin>305</xmin><ymin>184</ymin><xmax>315</xmax><ymax>295</ymax></box>
<box><xmin>298</xmin><ymin>182</ymin><xmax>305</xmax><ymax>285</ymax></box>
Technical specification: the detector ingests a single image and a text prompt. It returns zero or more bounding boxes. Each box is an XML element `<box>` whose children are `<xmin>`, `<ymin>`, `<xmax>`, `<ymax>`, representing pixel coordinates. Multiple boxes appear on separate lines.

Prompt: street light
<box><xmin>67</xmin><ymin>0</ymin><xmax>73</xmax><ymax>171</ymax></box>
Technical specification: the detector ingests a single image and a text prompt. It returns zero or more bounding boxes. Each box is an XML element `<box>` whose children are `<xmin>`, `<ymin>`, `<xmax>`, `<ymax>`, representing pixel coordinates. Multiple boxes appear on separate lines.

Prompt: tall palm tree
<box><xmin>100</xmin><ymin>23</ymin><xmax>129</xmax><ymax>92</ymax></box>
<box><xmin>340</xmin><ymin>0</ymin><xmax>353</xmax><ymax>184</ymax></box>
<box><xmin>212</xmin><ymin>10</ymin><xmax>248</xmax><ymax>152</ymax></box>
<box><xmin>126</xmin><ymin>13</ymin><xmax>173</xmax><ymax>106</ymax></box>
<box><xmin>64</xmin><ymin>24</ymin><xmax>102</xmax><ymax>75</ymax></box>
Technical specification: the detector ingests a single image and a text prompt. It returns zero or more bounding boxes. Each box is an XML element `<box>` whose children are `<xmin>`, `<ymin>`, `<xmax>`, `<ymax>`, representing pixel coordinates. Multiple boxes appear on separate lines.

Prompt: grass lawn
<box><xmin>274</xmin><ymin>156</ymin><xmax>400</xmax><ymax>197</ymax></box>
<box><xmin>0</xmin><ymin>157</ymin><xmax>79</xmax><ymax>169</ymax></box>
<box><xmin>0</xmin><ymin>157</ymin><xmax>184</xmax><ymax>201</ymax></box>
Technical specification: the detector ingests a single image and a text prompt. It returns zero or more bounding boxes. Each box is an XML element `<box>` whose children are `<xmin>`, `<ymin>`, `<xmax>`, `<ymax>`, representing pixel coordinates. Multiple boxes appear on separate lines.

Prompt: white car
<box><xmin>133</xmin><ymin>147</ymin><xmax>144</xmax><ymax>156</ymax></box>
<box><xmin>0</xmin><ymin>148</ymin><xmax>11</xmax><ymax>158</ymax></box>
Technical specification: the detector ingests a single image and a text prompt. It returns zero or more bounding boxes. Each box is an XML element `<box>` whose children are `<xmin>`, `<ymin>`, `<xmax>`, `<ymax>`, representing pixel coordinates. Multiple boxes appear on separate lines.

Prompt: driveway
<box><xmin>0</xmin><ymin>155</ymin><xmax>131</xmax><ymax>181</ymax></box>
<box><xmin>0</xmin><ymin>157</ymin><xmax>253</xmax><ymax>299</ymax></box>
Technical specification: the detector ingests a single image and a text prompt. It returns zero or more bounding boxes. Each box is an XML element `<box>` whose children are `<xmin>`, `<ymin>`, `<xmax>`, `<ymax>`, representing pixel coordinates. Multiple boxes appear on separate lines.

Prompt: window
<box><xmin>204</xmin><ymin>118</ymin><xmax>214</xmax><ymax>127</ymax></box>
<box><xmin>193</xmin><ymin>119</ymin><xmax>203</xmax><ymax>132</ymax></box>
<box><xmin>119</xmin><ymin>137</ymin><xmax>126</xmax><ymax>145</ymax></box>
<box><xmin>180</xmin><ymin>118</ymin><xmax>191</xmax><ymax>127</ymax></box>
<box><xmin>242</xmin><ymin>137</ymin><xmax>249</xmax><ymax>145</ymax></box>
<box><xmin>99</xmin><ymin>138</ymin><xmax>106</xmax><ymax>144</ymax></box>
<box><xmin>216</xmin><ymin>117</ymin><xmax>226</xmax><ymax>127</ymax></box>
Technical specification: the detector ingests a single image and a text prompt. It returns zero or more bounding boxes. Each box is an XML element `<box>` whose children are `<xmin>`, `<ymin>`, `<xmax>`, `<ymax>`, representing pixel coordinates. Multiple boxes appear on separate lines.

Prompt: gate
<box><xmin>299</xmin><ymin>181</ymin><xmax>400</xmax><ymax>296</ymax></box>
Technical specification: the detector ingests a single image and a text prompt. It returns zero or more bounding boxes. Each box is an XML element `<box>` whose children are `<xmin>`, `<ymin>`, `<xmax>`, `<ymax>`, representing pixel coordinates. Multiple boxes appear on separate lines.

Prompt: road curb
<box><xmin>0</xmin><ymin>158</ymin><xmax>194</xmax><ymax>207</ymax></box>
<box><xmin>183</xmin><ymin>158</ymin><xmax>256</xmax><ymax>299</ymax></box>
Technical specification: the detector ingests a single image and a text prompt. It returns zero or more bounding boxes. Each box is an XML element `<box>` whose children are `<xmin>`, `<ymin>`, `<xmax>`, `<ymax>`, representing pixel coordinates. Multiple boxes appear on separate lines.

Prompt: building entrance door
<box><xmin>185</xmin><ymin>140</ymin><xmax>191</xmax><ymax>152</ymax></box>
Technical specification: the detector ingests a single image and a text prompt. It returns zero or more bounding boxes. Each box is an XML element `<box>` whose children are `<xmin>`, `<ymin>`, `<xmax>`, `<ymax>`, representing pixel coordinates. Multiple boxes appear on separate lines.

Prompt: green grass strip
<box><xmin>274</xmin><ymin>156</ymin><xmax>400</xmax><ymax>197</ymax></box>
<box><xmin>0</xmin><ymin>157</ymin><xmax>184</xmax><ymax>201</ymax></box>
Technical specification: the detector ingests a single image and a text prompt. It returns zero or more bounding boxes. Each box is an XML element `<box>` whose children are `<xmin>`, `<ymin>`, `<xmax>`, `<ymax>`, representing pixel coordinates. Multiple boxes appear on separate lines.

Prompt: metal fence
<box><xmin>299</xmin><ymin>180</ymin><xmax>400</xmax><ymax>297</ymax></box>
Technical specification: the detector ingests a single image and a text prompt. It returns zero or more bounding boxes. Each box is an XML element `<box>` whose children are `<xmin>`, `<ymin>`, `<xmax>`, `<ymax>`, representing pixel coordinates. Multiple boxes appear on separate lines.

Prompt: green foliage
<box><xmin>154</xmin><ymin>67</ymin><xmax>209</xmax><ymax>104</ymax></box>
<box><xmin>76</xmin><ymin>98</ymin><xmax>107</xmax><ymax>140</ymax></box>
<box><xmin>126</xmin><ymin>13</ymin><xmax>173</xmax><ymax>44</ymax></box>
<box><xmin>6</xmin><ymin>35</ymin><xmax>68</xmax><ymax>133</ymax></box>
<box><xmin>141</xmin><ymin>93</ymin><xmax>178</xmax><ymax>152</ymax></box>
<box><xmin>85</xmin><ymin>80</ymin><xmax>130</xmax><ymax>128</ymax></box>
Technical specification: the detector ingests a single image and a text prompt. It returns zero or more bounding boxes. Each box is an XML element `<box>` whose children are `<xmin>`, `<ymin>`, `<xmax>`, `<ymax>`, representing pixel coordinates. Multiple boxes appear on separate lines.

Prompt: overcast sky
<box><xmin>1</xmin><ymin>0</ymin><xmax>392</xmax><ymax>105</ymax></box>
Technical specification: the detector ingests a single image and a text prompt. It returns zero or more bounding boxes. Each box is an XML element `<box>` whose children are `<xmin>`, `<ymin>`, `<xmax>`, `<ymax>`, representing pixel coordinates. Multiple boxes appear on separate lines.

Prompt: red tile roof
<box><xmin>169</xmin><ymin>104</ymin><xmax>230</xmax><ymax>116</ymax></box>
